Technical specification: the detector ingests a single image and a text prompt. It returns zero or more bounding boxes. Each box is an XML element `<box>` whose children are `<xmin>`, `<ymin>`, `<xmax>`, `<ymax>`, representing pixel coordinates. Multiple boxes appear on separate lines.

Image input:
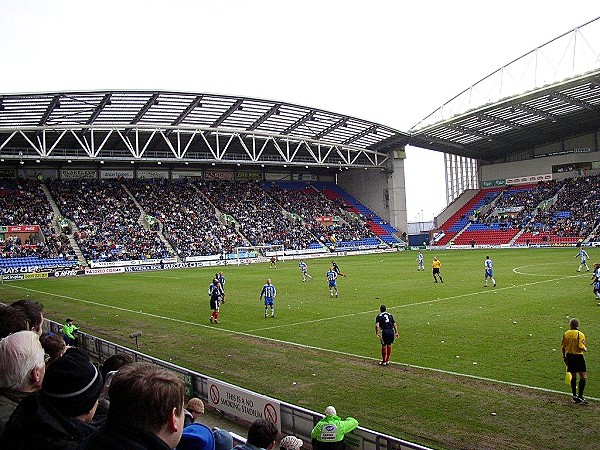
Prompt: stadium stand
<box><xmin>46</xmin><ymin>179</ymin><xmax>173</xmax><ymax>263</ymax></box>
<box><xmin>434</xmin><ymin>175</ymin><xmax>600</xmax><ymax>247</ymax></box>
<box><xmin>0</xmin><ymin>178</ymin><xmax>78</xmax><ymax>271</ymax></box>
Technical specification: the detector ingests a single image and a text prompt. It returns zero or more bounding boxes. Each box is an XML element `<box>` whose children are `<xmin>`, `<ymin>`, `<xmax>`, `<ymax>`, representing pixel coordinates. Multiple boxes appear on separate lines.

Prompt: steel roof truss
<box><xmin>158</xmin><ymin>130</ymin><xmax>178</xmax><ymax>159</ymax></box>
<box><xmin>342</xmin><ymin>124</ymin><xmax>377</xmax><ymax>146</ymax></box>
<box><xmin>219</xmin><ymin>133</ymin><xmax>237</xmax><ymax>160</ymax></box>
<box><xmin>95</xmin><ymin>130</ymin><xmax>115</xmax><ymax>157</ymax></box>
<box><xmin>212</xmin><ymin>99</ymin><xmax>244</xmax><ymax>128</ymax></box>
<box><xmin>271</xmin><ymin>138</ymin><xmax>288</xmax><ymax>163</ymax></box>
<box><xmin>479</xmin><ymin>113</ymin><xmax>524</xmax><ymax>130</ymax></box>
<box><xmin>0</xmin><ymin>130</ymin><xmax>18</xmax><ymax>152</ymax></box>
<box><xmin>287</xmin><ymin>140</ymin><xmax>301</xmax><ymax>163</ymax></box>
<box><xmin>235</xmin><ymin>135</ymin><xmax>254</xmax><ymax>162</ymax></box>
<box><xmin>248</xmin><ymin>103</ymin><xmax>281</xmax><ymax>131</ymax></box>
<box><xmin>19</xmin><ymin>130</ymin><xmax>43</xmax><ymax>155</ymax></box>
<box><xmin>320</xmin><ymin>144</ymin><xmax>335</xmax><ymax>164</ymax></box>
<box><xmin>335</xmin><ymin>147</ymin><xmax>351</xmax><ymax>165</ymax></box>
<box><xmin>38</xmin><ymin>95</ymin><xmax>61</xmax><ymax>127</ymax></box>
<box><xmin>302</xmin><ymin>141</ymin><xmax>318</xmax><ymax>163</ymax></box>
<box><xmin>551</xmin><ymin>91</ymin><xmax>597</xmax><ymax>111</ymax></box>
<box><xmin>513</xmin><ymin>104</ymin><xmax>560</xmax><ymax>122</ymax></box>
<box><xmin>68</xmin><ymin>129</ymin><xmax>93</xmax><ymax>157</ymax></box>
<box><xmin>254</xmin><ymin>136</ymin><xmax>271</xmax><ymax>162</ymax></box>
<box><xmin>200</xmin><ymin>131</ymin><xmax>216</xmax><ymax>158</ymax></box>
<box><xmin>283</xmin><ymin>110</ymin><xmax>315</xmax><ymax>135</ymax></box>
<box><xmin>116</xmin><ymin>129</ymin><xmax>137</xmax><ymax>157</ymax></box>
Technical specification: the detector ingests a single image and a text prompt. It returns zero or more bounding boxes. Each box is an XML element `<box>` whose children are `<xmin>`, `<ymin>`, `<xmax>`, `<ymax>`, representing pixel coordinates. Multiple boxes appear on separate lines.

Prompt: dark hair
<box><xmin>100</xmin><ymin>353</ymin><xmax>134</xmax><ymax>379</ymax></box>
<box><xmin>247</xmin><ymin>418</ymin><xmax>278</xmax><ymax>449</ymax></box>
<box><xmin>107</xmin><ymin>362</ymin><xmax>185</xmax><ymax>433</ymax></box>
<box><xmin>0</xmin><ymin>305</ymin><xmax>30</xmax><ymax>338</ymax></box>
<box><xmin>380</xmin><ymin>305</ymin><xmax>386</xmax><ymax>312</ymax></box>
<box><xmin>10</xmin><ymin>299</ymin><xmax>44</xmax><ymax>333</ymax></box>
<box><xmin>40</xmin><ymin>333</ymin><xmax>67</xmax><ymax>364</ymax></box>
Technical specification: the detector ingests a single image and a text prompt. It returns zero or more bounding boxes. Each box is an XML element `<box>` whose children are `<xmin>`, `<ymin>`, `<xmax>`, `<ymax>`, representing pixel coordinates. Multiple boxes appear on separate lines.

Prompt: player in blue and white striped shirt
<box><xmin>260</xmin><ymin>278</ymin><xmax>277</xmax><ymax>318</ymax></box>
<box><xmin>326</xmin><ymin>267</ymin><xmax>338</xmax><ymax>298</ymax></box>
<box><xmin>575</xmin><ymin>248</ymin><xmax>590</xmax><ymax>272</ymax></box>
<box><xmin>299</xmin><ymin>260</ymin><xmax>313</xmax><ymax>282</ymax></box>
<box><xmin>484</xmin><ymin>256</ymin><xmax>496</xmax><ymax>288</ymax></box>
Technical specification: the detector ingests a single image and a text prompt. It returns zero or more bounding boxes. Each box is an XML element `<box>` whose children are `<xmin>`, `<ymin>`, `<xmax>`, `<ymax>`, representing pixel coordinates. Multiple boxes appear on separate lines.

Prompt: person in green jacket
<box><xmin>62</xmin><ymin>318</ymin><xmax>79</xmax><ymax>347</ymax></box>
<box><xmin>311</xmin><ymin>406</ymin><xmax>358</xmax><ymax>450</ymax></box>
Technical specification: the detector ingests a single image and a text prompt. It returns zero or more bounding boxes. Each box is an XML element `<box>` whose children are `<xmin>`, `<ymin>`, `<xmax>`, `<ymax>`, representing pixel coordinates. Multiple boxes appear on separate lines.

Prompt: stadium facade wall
<box><xmin>338</xmin><ymin>157</ymin><xmax>408</xmax><ymax>235</ymax></box>
<box><xmin>480</xmin><ymin>131</ymin><xmax>600</xmax><ymax>181</ymax></box>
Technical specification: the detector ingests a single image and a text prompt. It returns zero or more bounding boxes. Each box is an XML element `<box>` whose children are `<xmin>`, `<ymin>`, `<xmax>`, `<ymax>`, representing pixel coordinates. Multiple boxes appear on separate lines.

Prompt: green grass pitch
<box><xmin>2</xmin><ymin>247</ymin><xmax>599</xmax><ymax>449</ymax></box>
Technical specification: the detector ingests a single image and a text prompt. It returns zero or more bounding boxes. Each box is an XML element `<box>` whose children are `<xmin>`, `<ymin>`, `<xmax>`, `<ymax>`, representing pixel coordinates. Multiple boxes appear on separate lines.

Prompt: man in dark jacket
<box><xmin>0</xmin><ymin>330</ymin><xmax>46</xmax><ymax>435</ymax></box>
<box><xmin>0</xmin><ymin>347</ymin><xmax>103</xmax><ymax>449</ymax></box>
<box><xmin>77</xmin><ymin>362</ymin><xmax>186</xmax><ymax>450</ymax></box>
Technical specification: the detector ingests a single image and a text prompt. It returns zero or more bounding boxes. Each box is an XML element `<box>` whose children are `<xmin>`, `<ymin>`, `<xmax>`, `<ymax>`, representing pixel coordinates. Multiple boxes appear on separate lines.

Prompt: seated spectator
<box><xmin>92</xmin><ymin>352</ymin><xmax>134</xmax><ymax>427</ymax></box>
<box><xmin>310</xmin><ymin>406</ymin><xmax>358</xmax><ymax>450</ymax></box>
<box><xmin>40</xmin><ymin>332</ymin><xmax>67</xmax><ymax>366</ymax></box>
<box><xmin>213</xmin><ymin>427</ymin><xmax>234</xmax><ymax>450</ymax></box>
<box><xmin>0</xmin><ymin>330</ymin><xmax>45</xmax><ymax>434</ymax></box>
<box><xmin>10</xmin><ymin>299</ymin><xmax>44</xmax><ymax>336</ymax></box>
<box><xmin>233</xmin><ymin>418</ymin><xmax>278</xmax><ymax>450</ymax></box>
<box><xmin>280</xmin><ymin>435</ymin><xmax>303</xmax><ymax>450</ymax></box>
<box><xmin>78</xmin><ymin>362</ymin><xmax>186</xmax><ymax>450</ymax></box>
<box><xmin>176</xmin><ymin>422</ymin><xmax>215</xmax><ymax>450</ymax></box>
<box><xmin>0</xmin><ymin>305</ymin><xmax>29</xmax><ymax>338</ymax></box>
<box><xmin>62</xmin><ymin>317</ymin><xmax>79</xmax><ymax>346</ymax></box>
<box><xmin>0</xmin><ymin>347</ymin><xmax>103</xmax><ymax>449</ymax></box>
<box><xmin>184</xmin><ymin>397</ymin><xmax>205</xmax><ymax>427</ymax></box>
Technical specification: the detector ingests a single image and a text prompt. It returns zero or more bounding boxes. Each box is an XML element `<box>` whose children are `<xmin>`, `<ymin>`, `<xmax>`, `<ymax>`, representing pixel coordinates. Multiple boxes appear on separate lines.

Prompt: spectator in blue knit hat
<box><xmin>212</xmin><ymin>427</ymin><xmax>234</xmax><ymax>450</ymax></box>
<box><xmin>177</xmin><ymin>422</ymin><xmax>215</xmax><ymax>450</ymax></box>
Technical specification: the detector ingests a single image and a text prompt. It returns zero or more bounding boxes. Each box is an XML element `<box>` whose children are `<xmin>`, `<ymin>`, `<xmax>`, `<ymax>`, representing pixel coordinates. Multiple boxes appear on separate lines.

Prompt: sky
<box><xmin>0</xmin><ymin>1</ymin><xmax>597</xmax><ymax>222</ymax></box>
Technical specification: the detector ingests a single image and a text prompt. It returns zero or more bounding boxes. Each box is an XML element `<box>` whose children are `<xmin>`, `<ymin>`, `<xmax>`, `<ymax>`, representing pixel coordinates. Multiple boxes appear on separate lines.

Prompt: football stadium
<box><xmin>1</xmin><ymin>10</ymin><xmax>600</xmax><ymax>450</ymax></box>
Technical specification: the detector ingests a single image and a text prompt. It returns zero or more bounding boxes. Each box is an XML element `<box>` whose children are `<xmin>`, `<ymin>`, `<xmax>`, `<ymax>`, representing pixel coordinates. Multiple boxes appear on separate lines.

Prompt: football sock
<box><xmin>386</xmin><ymin>346</ymin><xmax>392</xmax><ymax>362</ymax></box>
<box><xmin>578</xmin><ymin>379</ymin><xmax>586</xmax><ymax>397</ymax></box>
<box><xmin>381</xmin><ymin>348</ymin><xmax>386</xmax><ymax>361</ymax></box>
<box><xmin>571</xmin><ymin>377</ymin><xmax>577</xmax><ymax>396</ymax></box>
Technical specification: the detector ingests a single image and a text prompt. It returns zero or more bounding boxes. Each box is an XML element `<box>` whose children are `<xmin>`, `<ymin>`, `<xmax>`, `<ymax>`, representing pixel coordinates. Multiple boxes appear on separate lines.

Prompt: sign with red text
<box><xmin>207</xmin><ymin>380</ymin><xmax>281</xmax><ymax>431</ymax></box>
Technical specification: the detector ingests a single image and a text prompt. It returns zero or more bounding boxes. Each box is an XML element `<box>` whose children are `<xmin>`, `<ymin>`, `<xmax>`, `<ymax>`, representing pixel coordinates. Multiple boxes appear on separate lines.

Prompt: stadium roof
<box><xmin>409</xmin><ymin>17</ymin><xmax>600</xmax><ymax>164</ymax></box>
<box><xmin>0</xmin><ymin>90</ymin><xmax>409</xmax><ymax>170</ymax></box>
<box><xmin>408</xmin><ymin>69</ymin><xmax>600</xmax><ymax>163</ymax></box>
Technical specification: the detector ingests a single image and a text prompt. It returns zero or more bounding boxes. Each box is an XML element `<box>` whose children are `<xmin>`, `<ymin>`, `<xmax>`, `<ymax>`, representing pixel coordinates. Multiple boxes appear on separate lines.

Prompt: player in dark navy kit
<box><xmin>331</xmin><ymin>261</ymin><xmax>347</xmax><ymax>278</ymax></box>
<box><xmin>208</xmin><ymin>279</ymin><xmax>224</xmax><ymax>323</ymax></box>
<box><xmin>375</xmin><ymin>305</ymin><xmax>399</xmax><ymax>366</ymax></box>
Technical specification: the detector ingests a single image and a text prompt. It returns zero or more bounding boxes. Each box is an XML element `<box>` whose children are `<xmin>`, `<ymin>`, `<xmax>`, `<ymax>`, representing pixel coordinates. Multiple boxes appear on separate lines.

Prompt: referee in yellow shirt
<box><xmin>561</xmin><ymin>318</ymin><xmax>588</xmax><ymax>403</ymax></box>
<box><xmin>432</xmin><ymin>257</ymin><xmax>443</xmax><ymax>283</ymax></box>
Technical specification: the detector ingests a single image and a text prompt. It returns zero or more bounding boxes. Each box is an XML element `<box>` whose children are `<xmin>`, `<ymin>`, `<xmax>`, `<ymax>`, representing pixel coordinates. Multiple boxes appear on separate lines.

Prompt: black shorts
<box><xmin>381</xmin><ymin>330</ymin><xmax>395</xmax><ymax>345</ymax></box>
<box><xmin>210</xmin><ymin>298</ymin><xmax>220</xmax><ymax>310</ymax></box>
<box><xmin>566</xmin><ymin>353</ymin><xmax>586</xmax><ymax>373</ymax></box>
<box><xmin>433</xmin><ymin>268</ymin><xmax>440</xmax><ymax>275</ymax></box>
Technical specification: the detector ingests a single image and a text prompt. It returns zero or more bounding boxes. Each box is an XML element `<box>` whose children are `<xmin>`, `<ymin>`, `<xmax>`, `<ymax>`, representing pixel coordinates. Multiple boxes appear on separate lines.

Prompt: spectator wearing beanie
<box><xmin>213</xmin><ymin>427</ymin><xmax>234</xmax><ymax>450</ymax></box>
<box><xmin>176</xmin><ymin>422</ymin><xmax>215</xmax><ymax>450</ymax></box>
<box><xmin>280</xmin><ymin>436</ymin><xmax>303</xmax><ymax>450</ymax></box>
<box><xmin>184</xmin><ymin>397</ymin><xmax>205</xmax><ymax>427</ymax></box>
<box><xmin>0</xmin><ymin>347</ymin><xmax>103</xmax><ymax>450</ymax></box>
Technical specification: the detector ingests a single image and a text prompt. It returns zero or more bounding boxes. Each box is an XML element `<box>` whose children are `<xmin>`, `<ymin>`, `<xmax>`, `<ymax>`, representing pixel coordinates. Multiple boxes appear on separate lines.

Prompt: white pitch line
<box><xmin>247</xmin><ymin>271</ymin><xmax>585</xmax><ymax>332</ymax></box>
<box><xmin>4</xmin><ymin>275</ymin><xmax>596</xmax><ymax>402</ymax></box>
